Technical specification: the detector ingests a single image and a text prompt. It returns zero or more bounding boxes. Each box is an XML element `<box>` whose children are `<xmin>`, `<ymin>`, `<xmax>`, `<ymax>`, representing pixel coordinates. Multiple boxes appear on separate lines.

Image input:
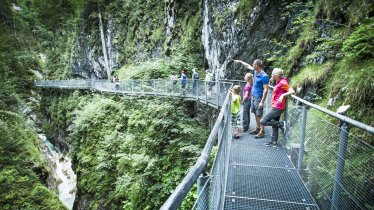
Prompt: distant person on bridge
<box><xmin>180</xmin><ymin>70</ymin><xmax>187</xmax><ymax>95</ymax></box>
<box><xmin>233</xmin><ymin>59</ymin><xmax>269</xmax><ymax>138</ymax></box>
<box><xmin>231</xmin><ymin>85</ymin><xmax>241</xmax><ymax>139</ymax></box>
<box><xmin>241</xmin><ymin>73</ymin><xmax>253</xmax><ymax>132</ymax></box>
<box><xmin>262</xmin><ymin>68</ymin><xmax>295</xmax><ymax>147</ymax></box>
<box><xmin>205</xmin><ymin>70</ymin><xmax>214</xmax><ymax>98</ymax></box>
<box><xmin>113</xmin><ymin>75</ymin><xmax>120</xmax><ymax>90</ymax></box>
<box><xmin>192</xmin><ymin>68</ymin><xmax>199</xmax><ymax>95</ymax></box>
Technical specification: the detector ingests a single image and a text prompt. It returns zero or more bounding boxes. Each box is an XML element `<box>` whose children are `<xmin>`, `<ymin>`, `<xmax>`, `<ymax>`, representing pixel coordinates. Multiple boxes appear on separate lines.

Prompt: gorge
<box><xmin>0</xmin><ymin>0</ymin><xmax>373</xmax><ymax>209</ymax></box>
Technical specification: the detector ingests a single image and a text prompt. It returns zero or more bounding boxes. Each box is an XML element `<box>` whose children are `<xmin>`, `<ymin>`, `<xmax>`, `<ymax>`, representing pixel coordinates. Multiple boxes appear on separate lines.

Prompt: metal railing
<box><xmin>35</xmin><ymin>79</ymin><xmax>374</xmax><ymax>210</ymax></box>
<box><xmin>35</xmin><ymin>79</ymin><xmax>233</xmax><ymax>108</ymax></box>
<box><xmin>263</xmin><ymin>88</ymin><xmax>374</xmax><ymax>210</ymax></box>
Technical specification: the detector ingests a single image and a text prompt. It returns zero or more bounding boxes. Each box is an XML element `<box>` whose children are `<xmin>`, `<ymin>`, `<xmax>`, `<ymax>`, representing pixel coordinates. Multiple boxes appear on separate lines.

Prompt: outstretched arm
<box><xmin>233</xmin><ymin>60</ymin><xmax>253</xmax><ymax>70</ymax></box>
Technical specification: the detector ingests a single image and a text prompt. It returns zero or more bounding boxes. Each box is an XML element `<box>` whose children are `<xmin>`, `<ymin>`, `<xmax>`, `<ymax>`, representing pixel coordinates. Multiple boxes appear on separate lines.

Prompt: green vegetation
<box><xmin>235</xmin><ymin>0</ymin><xmax>255</xmax><ymax>22</ymax></box>
<box><xmin>117</xmin><ymin>53</ymin><xmax>202</xmax><ymax>80</ymax></box>
<box><xmin>0</xmin><ymin>1</ymin><xmax>67</xmax><ymax>209</ymax></box>
<box><xmin>0</xmin><ymin>111</ymin><xmax>66</xmax><ymax>209</ymax></box>
<box><xmin>273</xmin><ymin>1</ymin><xmax>373</xmax><ymax>208</ymax></box>
<box><xmin>40</xmin><ymin>91</ymin><xmax>209</xmax><ymax>209</ymax></box>
<box><xmin>290</xmin><ymin>61</ymin><xmax>334</xmax><ymax>87</ymax></box>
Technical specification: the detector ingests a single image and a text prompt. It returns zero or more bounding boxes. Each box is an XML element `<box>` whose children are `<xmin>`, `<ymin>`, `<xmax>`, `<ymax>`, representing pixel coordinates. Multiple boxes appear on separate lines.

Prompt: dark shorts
<box><xmin>231</xmin><ymin>112</ymin><xmax>239</xmax><ymax>126</ymax></box>
<box><xmin>251</xmin><ymin>97</ymin><xmax>264</xmax><ymax>116</ymax></box>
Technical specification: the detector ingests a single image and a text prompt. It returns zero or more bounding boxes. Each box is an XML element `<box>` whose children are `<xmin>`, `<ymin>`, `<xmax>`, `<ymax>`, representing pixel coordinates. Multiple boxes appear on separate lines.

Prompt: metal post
<box><xmin>297</xmin><ymin>106</ymin><xmax>307</xmax><ymax>175</ymax></box>
<box><xmin>217</xmin><ymin>81</ymin><xmax>220</xmax><ymax>108</ymax></box>
<box><xmin>205</xmin><ymin>81</ymin><xmax>208</xmax><ymax>103</ymax></box>
<box><xmin>331</xmin><ymin>122</ymin><xmax>349</xmax><ymax>210</ymax></box>
<box><xmin>283</xmin><ymin>99</ymin><xmax>289</xmax><ymax>143</ymax></box>
<box><xmin>197</xmin><ymin>173</ymin><xmax>209</xmax><ymax>210</ymax></box>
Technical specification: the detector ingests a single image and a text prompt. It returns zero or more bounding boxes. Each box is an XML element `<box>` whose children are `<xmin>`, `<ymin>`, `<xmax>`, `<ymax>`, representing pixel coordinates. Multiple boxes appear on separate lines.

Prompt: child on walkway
<box><xmin>242</xmin><ymin>73</ymin><xmax>253</xmax><ymax>132</ymax></box>
<box><xmin>231</xmin><ymin>85</ymin><xmax>241</xmax><ymax>139</ymax></box>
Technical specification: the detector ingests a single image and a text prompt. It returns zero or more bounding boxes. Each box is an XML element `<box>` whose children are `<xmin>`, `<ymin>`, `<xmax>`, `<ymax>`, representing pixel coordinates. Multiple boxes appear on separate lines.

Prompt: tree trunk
<box><xmin>98</xmin><ymin>5</ymin><xmax>111</xmax><ymax>80</ymax></box>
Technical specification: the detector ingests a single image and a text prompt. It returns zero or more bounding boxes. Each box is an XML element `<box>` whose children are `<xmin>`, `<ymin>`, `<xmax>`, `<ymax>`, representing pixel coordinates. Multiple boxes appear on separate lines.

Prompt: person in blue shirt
<box><xmin>233</xmin><ymin>59</ymin><xmax>269</xmax><ymax>138</ymax></box>
<box><xmin>180</xmin><ymin>70</ymin><xmax>187</xmax><ymax>95</ymax></box>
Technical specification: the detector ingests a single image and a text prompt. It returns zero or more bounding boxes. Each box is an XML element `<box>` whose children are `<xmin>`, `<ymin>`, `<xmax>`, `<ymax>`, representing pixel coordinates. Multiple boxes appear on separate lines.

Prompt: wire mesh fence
<box><xmin>192</xmin><ymin>103</ymin><xmax>232</xmax><ymax>210</ymax></box>
<box><xmin>282</xmin><ymin>99</ymin><xmax>374</xmax><ymax>210</ymax></box>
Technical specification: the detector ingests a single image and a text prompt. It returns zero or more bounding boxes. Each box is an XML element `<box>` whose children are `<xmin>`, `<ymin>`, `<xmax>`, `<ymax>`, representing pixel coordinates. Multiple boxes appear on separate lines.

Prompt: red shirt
<box><xmin>271</xmin><ymin>77</ymin><xmax>290</xmax><ymax>110</ymax></box>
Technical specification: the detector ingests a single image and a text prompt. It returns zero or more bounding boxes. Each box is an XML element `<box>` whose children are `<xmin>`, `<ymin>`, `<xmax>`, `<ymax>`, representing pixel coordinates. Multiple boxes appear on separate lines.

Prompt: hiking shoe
<box><xmin>279</xmin><ymin>121</ymin><xmax>287</xmax><ymax>134</ymax></box>
<box><xmin>255</xmin><ymin>130</ymin><xmax>265</xmax><ymax>138</ymax></box>
<box><xmin>249</xmin><ymin>128</ymin><xmax>260</xmax><ymax>135</ymax></box>
<box><xmin>264</xmin><ymin>141</ymin><xmax>277</xmax><ymax>147</ymax></box>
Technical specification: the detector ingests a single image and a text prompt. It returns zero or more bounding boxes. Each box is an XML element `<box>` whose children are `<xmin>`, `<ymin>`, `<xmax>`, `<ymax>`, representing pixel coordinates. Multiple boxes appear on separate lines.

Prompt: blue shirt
<box><xmin>252</xmin><ymin>70</ymin><xmax>269</xmax><ymax>98</ymax></box>
<box><xmin>181</xmin><ymin>73</ymin><xmax>187</xmax><ymax>85</ymax></box>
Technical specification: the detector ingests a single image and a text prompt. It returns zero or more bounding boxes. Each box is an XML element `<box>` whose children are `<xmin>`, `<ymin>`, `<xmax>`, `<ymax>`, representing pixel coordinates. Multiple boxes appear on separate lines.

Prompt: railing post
<box><xmin>153</xmin><ymin>80</ymin><xmax>156</xmax><ymax>93</ymax></box>
<box><xmin>297</xmin><ymin>105</ymin><xmax>307</xmax><ymax>175</ymax></box>
<box><xmin>197</xmin><ymin>173</ymin><xmax>209</xmax><ymax>210</ymax></box>
<box><xmin>283</xmin><ymin>99</ymin><xmax>289</xmax><ymax>142</ymax></box>
<box><xmin>205</xmin><ymin>81</ymin><xmax>208</xmax><ymax>103</ymax></box>
<box><xmin>217</xmin><ymin>81</ymin><xmax>220</xmax><ymax>108</ymax></box>
<box><xmin>331</xmin><ymin>122</ymin><xmax>349</xmax><ymax>210</ymax></box>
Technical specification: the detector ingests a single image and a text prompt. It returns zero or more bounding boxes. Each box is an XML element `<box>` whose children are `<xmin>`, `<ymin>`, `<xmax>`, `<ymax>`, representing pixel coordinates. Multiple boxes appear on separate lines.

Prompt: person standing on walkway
<box><xmin>231</xmin><ymin>85</ymin><xmax>241</xmax><ymax>139</ymax></box>
<box><xmin>241</xmin><ymin>73</ymin><xmax>253</xmax><ymax>132</ymax></box>
<box><xmin>192</xmin><ymin>68</ymin><xmax>199</xmax><ymax>95</ymax></box>
<box><xmin>233</xmin><ymin>59</ymin><xmax>269</xmax><ymax>138</ymax></box>
<box><xmin>205</xmin><ymin>70</ymin><xmax>213</xmax><ymax>98</ymax></box>
<box><xmin>262</xmin><ymin>68</ymin><xmax>295</xmax><ymax>147</ymax></box>
<box><xmin>180</xmin><ymin>70</ymin><xmax>187</xmax><ymax>95</ymax></box>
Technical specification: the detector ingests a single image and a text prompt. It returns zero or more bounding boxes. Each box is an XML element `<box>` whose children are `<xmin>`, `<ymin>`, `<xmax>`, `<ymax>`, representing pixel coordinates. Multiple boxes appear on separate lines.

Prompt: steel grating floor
<box><xmin>224</xmin><ymin>114</ymin><xmax>319</xmax><ymax>210</ymax></box>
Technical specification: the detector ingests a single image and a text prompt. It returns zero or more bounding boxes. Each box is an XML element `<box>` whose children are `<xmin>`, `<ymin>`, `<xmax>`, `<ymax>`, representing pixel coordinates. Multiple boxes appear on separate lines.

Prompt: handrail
<box><xmin>160</xmin><ymin>89</ymin><xmax>232</xmax><ymax>210</ymax></box>
<box><xmin>290</xmin><ymin>94</ymin><xmax>374</xmax><ymax>134</ymax></box>
<box><xmin>265</xmin><ymin>84</ymin><xmax>374</xmax><ymax>134</ymax></box>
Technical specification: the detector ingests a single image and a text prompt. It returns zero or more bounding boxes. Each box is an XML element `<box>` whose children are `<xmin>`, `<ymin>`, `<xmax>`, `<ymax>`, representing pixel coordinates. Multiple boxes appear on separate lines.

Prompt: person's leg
<box><xmin>260</xmin><ymin>109</ymin><xmax>283</xmax><ymax>144</ymax></box>
<box><xmin>249</xmin><ymin>98</ymin><xmax>261</xmax><ymax>134</ymax></box>
<box><xmin>242</xmin><ymin>100</ymin><xmax>251</xmax><ymax>132</ymax></box>
<box><xmin>231</xmin><ymin>113</ymin><xmax>237</xmax><ymax>138</ymax></box>
<box><xmin>254</xmin><ymin>98</ymin><xmax>266</xmax><ymax>138</ymax></box>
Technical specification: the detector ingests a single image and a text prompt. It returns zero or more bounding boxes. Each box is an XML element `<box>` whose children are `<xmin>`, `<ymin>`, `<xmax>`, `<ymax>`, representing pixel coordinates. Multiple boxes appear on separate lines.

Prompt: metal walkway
<box><xmin>35</xmin><ymin>80</ymin><xmax>374</xmax><ymax>210</ymax></box>
<box><xmin>224</xmin><ymin>121</ymin><xmax>318</xmax><ymax>210</ymax></box>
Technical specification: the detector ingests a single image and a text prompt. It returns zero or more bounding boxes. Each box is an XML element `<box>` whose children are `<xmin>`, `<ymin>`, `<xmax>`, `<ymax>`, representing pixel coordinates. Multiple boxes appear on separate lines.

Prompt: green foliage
<box><xmin>235</xmin><ymin>0</ymin><xmax>254</xmax><ymax>21</ymax></box>
<box><xmin>117</xmin><ymin>53</ymin><xmax>201</xmax><ymax>80</ymax></box>
<box><xmin>316</xmin><ymin>0</ymin><xmax>373</xmax><ymax>26</ymax></box>
<box><xmin>290</xmin><ymin>61</ymin><xmax>334</xmax><ymax>87</ymax></box>
<box><xmin>42</xmin><ymin>92</ymin><xmax>209</xmax><ymax>209</ymax></box>
<box><xmin>342</xmin><ymin>17</ymin><xmax>374</xmax><ymax>60</ymax></box>
<box><xmin>327</xmin><ymin>59</ymin><xmax>374</xmax><ymax>126</ymax></box>
<box><xmin>273</xmin><ymin>2</ymin><xmax>317</xmax><ymax>74</ymax></box>
<box><xmin>0</xmin><ymin>111</ymin><xmax>66</xmax><ymax>209</ymax></box>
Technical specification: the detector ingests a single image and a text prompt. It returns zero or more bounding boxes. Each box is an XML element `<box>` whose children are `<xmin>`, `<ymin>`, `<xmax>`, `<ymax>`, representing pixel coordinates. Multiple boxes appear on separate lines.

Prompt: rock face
<box><xmin>71</xmin><ymin>31</ymin><xmax>120</xmax><ymax>80</ymax></box>
<box><xmin>202</xmin><ymin>0</ymin><xmax>292</xmax><ymax>79</ymax></box>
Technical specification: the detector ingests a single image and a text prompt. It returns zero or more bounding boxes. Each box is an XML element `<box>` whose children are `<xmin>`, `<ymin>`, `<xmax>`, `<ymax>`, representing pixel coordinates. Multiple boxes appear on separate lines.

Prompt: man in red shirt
<box><xmin>261</xmin><ymin>68</ymin><xmax>295</xmax><ymax>147</ymax></box>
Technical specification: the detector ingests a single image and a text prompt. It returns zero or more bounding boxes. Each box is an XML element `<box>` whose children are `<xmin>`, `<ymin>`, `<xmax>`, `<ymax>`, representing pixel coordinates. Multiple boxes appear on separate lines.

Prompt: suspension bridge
<box><xmin>35</xmin><ymin>79</ymin><xmax>374</xmax><ymax>210</ymax></box>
